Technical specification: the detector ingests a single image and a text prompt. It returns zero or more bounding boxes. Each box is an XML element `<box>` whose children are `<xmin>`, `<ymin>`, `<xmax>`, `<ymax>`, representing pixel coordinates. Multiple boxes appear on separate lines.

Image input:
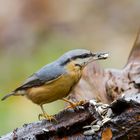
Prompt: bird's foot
<box><xmin>38</xmin><ymin>113</ymin><xmax>57</xmax><ymax>122</ymax></box>
<box><xmin>65</xmin><ymin>100</ymin><xmax>85</xmax><ymax>110</ymax></box>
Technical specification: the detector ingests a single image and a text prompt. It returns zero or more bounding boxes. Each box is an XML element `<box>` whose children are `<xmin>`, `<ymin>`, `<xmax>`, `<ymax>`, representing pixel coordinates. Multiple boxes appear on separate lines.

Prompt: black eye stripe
<box><xmin>71</xmin><ymin>53</ymin><xmax>91</xmax><ymax>59</ymax></box>
<box><xmin>60</xmin><ymin>53</ymin><xmax>92</xmax><ymax>66</ymax></box>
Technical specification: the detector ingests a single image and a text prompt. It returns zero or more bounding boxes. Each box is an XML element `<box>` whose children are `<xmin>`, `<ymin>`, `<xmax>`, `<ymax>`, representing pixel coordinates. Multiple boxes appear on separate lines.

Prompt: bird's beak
<box><xmin>92</xmin><ymin>52</ymin><xmax>109</xmax><ymax>60</ymax></box>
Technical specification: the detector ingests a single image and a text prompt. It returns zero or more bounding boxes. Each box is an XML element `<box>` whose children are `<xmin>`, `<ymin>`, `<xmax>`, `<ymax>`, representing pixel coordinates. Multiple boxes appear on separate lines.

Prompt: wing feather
<box><xmin>15</xmin><ymin>63</ymin><xmax>65</xmax><ymax>91</ymax></box>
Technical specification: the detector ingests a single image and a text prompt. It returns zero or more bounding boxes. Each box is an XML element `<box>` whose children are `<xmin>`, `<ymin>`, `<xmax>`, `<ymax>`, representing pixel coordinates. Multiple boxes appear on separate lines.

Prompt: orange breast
<box><xmin>26</xmin><ymin>66</ymin><xmax>82</xmax><ymax>105</ymax></box>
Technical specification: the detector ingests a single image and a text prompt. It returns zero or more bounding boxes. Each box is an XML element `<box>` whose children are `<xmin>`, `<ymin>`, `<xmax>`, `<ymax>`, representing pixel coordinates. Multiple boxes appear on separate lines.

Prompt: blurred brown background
<box><xmin>0</xmin><ymin>0</ymin><xmax>140</xmax><ymax>135</ymax></box>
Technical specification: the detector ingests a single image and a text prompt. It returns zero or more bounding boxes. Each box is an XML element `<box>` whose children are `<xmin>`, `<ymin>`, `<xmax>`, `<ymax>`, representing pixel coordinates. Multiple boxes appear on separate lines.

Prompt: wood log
<box><xmin>1</xmin><ymin>95</ymin><xmax>140</xmax><ymax>140</ymax></box>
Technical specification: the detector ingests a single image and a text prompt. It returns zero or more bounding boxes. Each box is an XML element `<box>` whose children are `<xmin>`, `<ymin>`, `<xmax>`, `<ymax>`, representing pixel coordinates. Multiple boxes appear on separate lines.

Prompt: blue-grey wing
<box><xmin>15</xmin><ymin>63</ymin><xmax>65</xmax><ymax>91</ymax></box>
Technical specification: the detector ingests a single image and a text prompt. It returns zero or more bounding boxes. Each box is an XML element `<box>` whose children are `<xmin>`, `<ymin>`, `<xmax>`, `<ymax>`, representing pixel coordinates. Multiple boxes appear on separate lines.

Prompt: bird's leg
<box><xmin>38</xmin><ymin>105</ymin><xmax>57</xmax><ymax>122</ymax></box>
<box><xmin>62</xmin><ymin>98</ymin><xmax>85</xmax><ymax>109</ymax></box>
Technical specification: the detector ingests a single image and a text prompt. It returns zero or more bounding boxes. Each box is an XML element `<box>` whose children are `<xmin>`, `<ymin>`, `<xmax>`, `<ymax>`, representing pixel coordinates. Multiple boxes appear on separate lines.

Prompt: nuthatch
<box><xmin>1</xmin><ymin>49</ymin><xmax>108</xmax><ymax>121</ymax></box>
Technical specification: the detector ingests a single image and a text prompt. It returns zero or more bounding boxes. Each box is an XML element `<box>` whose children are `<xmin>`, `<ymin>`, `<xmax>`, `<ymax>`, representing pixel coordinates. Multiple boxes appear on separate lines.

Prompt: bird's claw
<box><xmin>38</xmin><ymin>113</ymin><xmax>57</xmax><ymax>122</ymax></box>
<box><xmin>66</xmin><ymin>100</ymin><xmax>85</xmax><ymax>110</ymax></box>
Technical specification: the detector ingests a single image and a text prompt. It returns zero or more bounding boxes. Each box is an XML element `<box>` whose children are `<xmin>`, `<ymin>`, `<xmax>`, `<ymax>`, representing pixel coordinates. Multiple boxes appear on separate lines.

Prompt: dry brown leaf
<box><xmin>101</xmin><ymin>128</ymin><xmax>113</xmax><ymax>140</ymax></box>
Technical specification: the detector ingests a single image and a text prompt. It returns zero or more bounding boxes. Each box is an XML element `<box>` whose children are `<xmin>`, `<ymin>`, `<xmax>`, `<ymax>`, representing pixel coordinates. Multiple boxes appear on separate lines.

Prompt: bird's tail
<box><xmin>1</xmin><ymin>92</ymin><xmax>16</xmax><ymax>101</ymax></box>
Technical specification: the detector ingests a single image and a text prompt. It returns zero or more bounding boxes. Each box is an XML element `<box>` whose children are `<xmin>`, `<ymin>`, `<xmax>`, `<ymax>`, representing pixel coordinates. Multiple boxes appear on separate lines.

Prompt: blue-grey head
<box><xmin>58</xmin><ymin>49</ymin><xmax>108</xmax><ymax>68</ymax></box>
